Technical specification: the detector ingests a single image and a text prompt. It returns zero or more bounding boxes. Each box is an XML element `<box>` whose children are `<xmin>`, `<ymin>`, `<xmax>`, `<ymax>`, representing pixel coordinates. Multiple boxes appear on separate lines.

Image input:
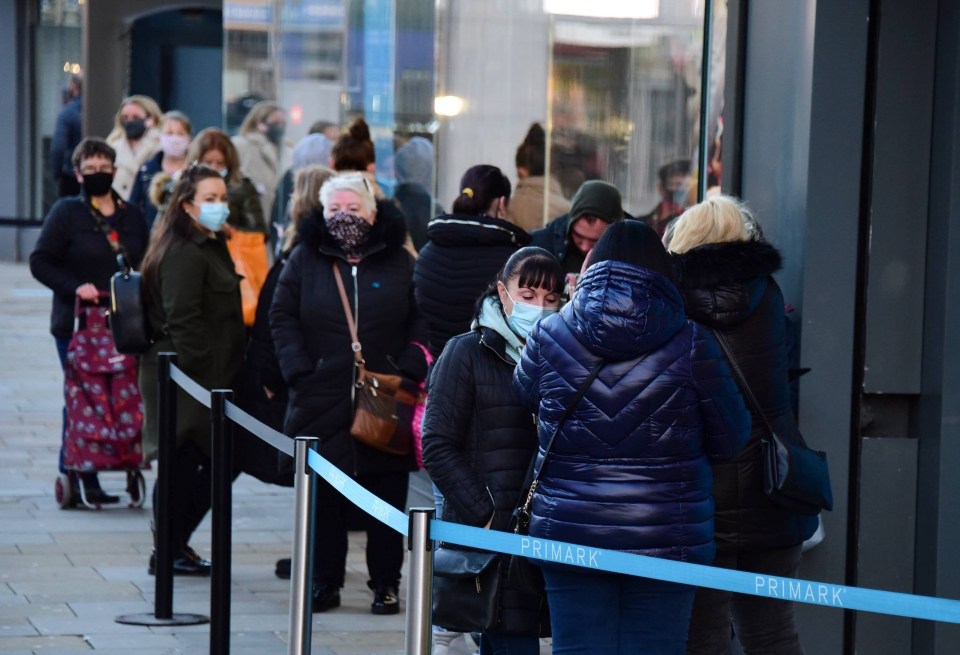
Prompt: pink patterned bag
<box><xmin>411</xmin><ymin>342</ymin><xmax>433</xmax><ymax>469</ymax></box>
<box><xmin>63</xmin><ymin>301</ymin><xmax>143</xmax><ymax>471</ymax></box>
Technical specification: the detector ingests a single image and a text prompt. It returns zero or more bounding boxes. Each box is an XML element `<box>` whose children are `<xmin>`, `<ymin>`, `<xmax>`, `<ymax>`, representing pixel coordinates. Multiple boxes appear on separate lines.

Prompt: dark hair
<box><xmin>331</xmin><ymin>117</ymin><xmax>375</xmax><ymax>171</ymax></box>
<box><xmin>185</xmin><ymin>127</ymin><xmax>242</xmax><ymax>185</ymax></box>
<box><xmin>515</xmin><ymin>123</ymin><xmax>546</xmax><ymax>176</ymax></box>
<box><xmin>588</xmin><ymin>220</ymin><xmax>675</xmax><ymax>282</ymax></box>
<box><xmin>657</xmin><ymin>159</ymin><xmax>692</xmax><ymax>187</ymax></box>
<box><xmin>140</xmin><ymin>165</ymin><xmax>226</xmax><ymax>294</ymax></box>
<box><xmin>72</xmin><ymin>137</ymin><xmax>116</xmax><ymax>169</ymax></box>
<box><xmin>474</xmin><ymin>247</ymin><xmax>564</xmax><ymax>316</ymax></box>
<box><xmin>451</xmin><ymin>164</ymin><xmax>511</xmax><ymax>216</ymax></box>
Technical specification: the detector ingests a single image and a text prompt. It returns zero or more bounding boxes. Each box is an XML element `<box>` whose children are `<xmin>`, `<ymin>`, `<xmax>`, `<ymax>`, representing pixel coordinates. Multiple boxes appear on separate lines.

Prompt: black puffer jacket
<box><xmin>270</xmin><ymin>201</ymin><xmax>428</xmax><ymax>475</ymax></box>
<box><xmin>414</xmin><ymin>214</ymin><xmax>530</xmax><ymax>359</ymax></box>
<box><xmin>672</xmin><ymin>239</ymin><xmax>818</xmax><ymax>549</ymax></box>
<box><xmin>422</xmin><ymin>322</ymin><xmax>545</xmax><ymax>636</ymax></box>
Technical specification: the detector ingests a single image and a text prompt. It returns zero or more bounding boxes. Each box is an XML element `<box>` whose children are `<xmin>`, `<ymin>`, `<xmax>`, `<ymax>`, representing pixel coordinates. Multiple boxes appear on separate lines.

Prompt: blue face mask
<box><xmin>505</xmin><ymin>291</ymin><xmax>559</xmax><ymax>339</ymax></box>
<box><xmin>192</xmin><ymin>201</ymin><xmax>230</xmax><ymax>231</ymax></box>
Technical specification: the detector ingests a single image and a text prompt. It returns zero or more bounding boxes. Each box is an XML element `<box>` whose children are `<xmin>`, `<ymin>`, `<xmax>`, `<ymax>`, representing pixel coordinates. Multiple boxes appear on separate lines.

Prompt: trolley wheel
<box><xmin>127</xmin><ymin>470</ymin><xmax>146</xmax><ymax>508</ymax></box>
<box><xmin>55</xmin><ymin>473</ymin><xmax>75</xmax><ymax>509</ymax></box>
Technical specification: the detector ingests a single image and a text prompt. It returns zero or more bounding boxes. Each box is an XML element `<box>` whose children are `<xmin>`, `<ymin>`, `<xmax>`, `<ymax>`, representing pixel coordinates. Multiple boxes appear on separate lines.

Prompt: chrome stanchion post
<box><xmin>210</xmin><ymin>389</ymin><xmax>234</xmax><ymax>655</ymax></box>
<box><xmin>405</xmin><ymin>508</ymin><xmax>435</xmax><ymax>655</ymax></box>
<box><xmin>288</xmin><ymin>437</ymin><xmax>318</xmax><ymax>655</ymax></box>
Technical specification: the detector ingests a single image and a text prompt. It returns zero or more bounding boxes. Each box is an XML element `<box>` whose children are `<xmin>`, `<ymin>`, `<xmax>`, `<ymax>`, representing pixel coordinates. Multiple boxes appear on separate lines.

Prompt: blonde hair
<box><xmin>238</xmin><ymin>100</ymin><xmax>283</xmax><ymax>136</ymax></box>
<box><xmin>319</xmin><ymin>172</ymin><xmax>377</xmax><ymax>216</ymax></box>
<box><xmin>284</xmin><ymin>164</ymin><xmax>335</xmax><ymax>251</ymax></box>
<box><xmin>185</xmin><ymin>128</ymin><xmax>242</xmax><ymax>185</ymax></box>
<box><xmin>160</xmin><ymin>110</ymin><xmax>192</xmax><ymax>136</ymax></box>
<box><xmin>107</xmin><ymin>95</ymin><xmax>162</xmax><ymax>143</ymax></box>
<box><xmin>666</xmin><ymin>195</ymin><xmax>758</xmax><ymax>254</ymax></box>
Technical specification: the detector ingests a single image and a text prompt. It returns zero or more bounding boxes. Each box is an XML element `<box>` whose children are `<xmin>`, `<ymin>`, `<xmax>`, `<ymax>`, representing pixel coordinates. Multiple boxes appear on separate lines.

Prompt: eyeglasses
<box><xmin>79</xmin><ymin>165</ymin><xmax>114</xmax><ymax>175</ymax></box>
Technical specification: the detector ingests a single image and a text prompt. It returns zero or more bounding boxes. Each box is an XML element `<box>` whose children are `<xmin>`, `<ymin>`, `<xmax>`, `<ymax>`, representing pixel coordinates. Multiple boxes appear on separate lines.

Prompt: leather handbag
<box><xmin>109</xmin><ymin>254</ymin><xmax>153</xmax><ymax>354</ymax></box>
<box><xmin>508</xmin><ymin>359</ymin><xmax>605</xmax><ymax>594</ymax></box>
<box><xmin>432</xmin><ymin>547</ymin><xmax>502</xmax><ymax>632</ymax></box>
<box><xmin>712</xmin><ymin>329</ymin><xmax>833</xmax><ymax>516</ymax></box>
<box><xmin>332</xmin><ymin>263</ymin><xmax>423</xmax><ymax>456</ymax></box>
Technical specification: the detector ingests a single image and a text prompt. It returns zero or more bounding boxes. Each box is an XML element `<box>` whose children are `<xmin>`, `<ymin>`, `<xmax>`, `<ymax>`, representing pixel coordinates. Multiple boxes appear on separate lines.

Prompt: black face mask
<box><xmin>265</xmin><ymin>122</ymin><xmax>285</xmax><ymax>146</ymax></box>
<box><xmin>82</xmin><ymin>172</ymin><xmax>114</xmax><ymax>197</ymax></box>
<box><xmin>123</xmin><ymin>118</ymin><xmax>147</xmax><ymax>140</ymax></box>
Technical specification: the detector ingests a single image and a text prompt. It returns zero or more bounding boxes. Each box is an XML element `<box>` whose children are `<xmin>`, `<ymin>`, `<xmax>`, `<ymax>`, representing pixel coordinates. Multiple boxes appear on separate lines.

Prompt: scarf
<box><xmin>473</xmin><ymin>295</ymin><xmax>525</xmax><ymax>364</ymax></box>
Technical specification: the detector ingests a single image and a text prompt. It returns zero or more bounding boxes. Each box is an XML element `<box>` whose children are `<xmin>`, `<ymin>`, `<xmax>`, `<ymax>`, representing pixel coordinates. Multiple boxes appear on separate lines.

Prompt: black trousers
<box><xmin>313</xmin><ymin>469</ymin><xmax>409</xmax><ymax>589</ymax></box>
<box><xmin>152</xmin><ymin>441</ymin><xmax>230</xmax><ymax>553</ymax></box>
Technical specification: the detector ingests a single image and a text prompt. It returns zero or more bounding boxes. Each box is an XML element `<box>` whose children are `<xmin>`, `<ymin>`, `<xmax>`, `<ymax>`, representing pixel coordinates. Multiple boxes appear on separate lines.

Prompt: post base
<box><xmin>115</xmin><ymin>612</ymin><xmax>210</xmax><ymax>626</ymax></box>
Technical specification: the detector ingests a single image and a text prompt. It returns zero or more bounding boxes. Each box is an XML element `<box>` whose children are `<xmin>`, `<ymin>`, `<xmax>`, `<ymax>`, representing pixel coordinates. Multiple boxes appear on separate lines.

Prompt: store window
<box><xmin>36</xmin><ymin>0</ymin><xmax>83</xmax><ymax>215</ymax></box>
<box><xmin>222</xmin><ymin>0</ymin><xmax>727</xmax><ymax>232</ymax></box>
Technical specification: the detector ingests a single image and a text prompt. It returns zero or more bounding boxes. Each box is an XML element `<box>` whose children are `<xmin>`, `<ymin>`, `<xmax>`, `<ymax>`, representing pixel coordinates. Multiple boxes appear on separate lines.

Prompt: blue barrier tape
<box><xmin>163</xmin><ymin>364</ymin><xmax>960</xmax><ymax>625</ymax></box>
<box><xmin>302</xmin><ymin>451</ymin><xmax>960</xmax><ymax>624</ymax></box>
<box><xmin>169</xmin><ymin>364</ymin><xmax>211</xmax><ymax>408</ymax></box>
<box><xmin>306</xmin><ymin>449</ymin><xmax>408</xmax><ymax>536</ymax></box>
<box><xmin>224</xmin><ymin>401</ymin><xmax>294</xmax><ymax>457</ymax></box>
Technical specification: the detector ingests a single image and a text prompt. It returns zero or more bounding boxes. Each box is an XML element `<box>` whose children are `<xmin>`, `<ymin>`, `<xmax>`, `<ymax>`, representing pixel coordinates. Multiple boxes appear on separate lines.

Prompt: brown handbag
<box><xmin>332</xmin><ymin>263</ymin><xmax>423</xmax><ymax>456</ymax></box>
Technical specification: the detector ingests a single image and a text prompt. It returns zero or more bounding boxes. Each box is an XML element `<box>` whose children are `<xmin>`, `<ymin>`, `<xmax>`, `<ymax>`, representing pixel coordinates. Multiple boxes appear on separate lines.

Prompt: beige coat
<box><xmin>507</xmin><ymin>175</ymin><xmax>571</xmax><ymax>232</ymax></box>
<box><xmin>108</xmin><ymin>128</ymin><xmax>161</xmax><ymax>201</ymax></box>
<box><xmin>233</xmin><ymin>132</ymin><xmax>280</xmax><ymax>221</ymax></box>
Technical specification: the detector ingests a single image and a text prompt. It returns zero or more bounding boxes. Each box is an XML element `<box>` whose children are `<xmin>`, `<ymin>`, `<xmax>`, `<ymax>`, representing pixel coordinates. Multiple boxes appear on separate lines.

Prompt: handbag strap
<box><xmin>515</xmin><ymin>359</ymin><xmax>604</xmax><ymax>521</ymax></box>
<box><xmin>711</xmin><ymin>328</ymin><xmax>777</xmax><ymax>437</ymax></box>
<box><xmin>332</xmin><ymin>262</ymin><xmax>364</xmax><ymax>367</ymax></box>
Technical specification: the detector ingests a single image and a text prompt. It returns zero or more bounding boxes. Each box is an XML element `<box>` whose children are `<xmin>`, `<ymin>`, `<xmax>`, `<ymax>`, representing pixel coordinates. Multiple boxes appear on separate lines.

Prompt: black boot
<box><xmin>311</xmin><ymin>583</ymin><xmax>341</xmax><ymax>613</ymax></box>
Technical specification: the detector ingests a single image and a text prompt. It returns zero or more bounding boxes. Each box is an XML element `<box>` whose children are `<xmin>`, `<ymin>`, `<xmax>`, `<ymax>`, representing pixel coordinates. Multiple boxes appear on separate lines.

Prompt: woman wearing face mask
<box><xmin>30</xmin><ymin>137</ymin><xmax>149</xmax><ymax>506</ymax></box>
<box><xmin>139</xmin><ymin>165</ymin><xmax>245</xmax><ymax>575</ymax></box>
<box><xmin>129</xmin><ymin>111</ymin><xmax>192</xmax><ymax>230</ymax></box>
<box><xmin>422</xmin><ymin>247</ymin><xmax>562</xmax><ymax>654</ymax></box>
<box><xmin>271</xmin><ymin>172</ymin><xmax>429</xmax><ymax>615</ymax></box>
<box><xmin>513</xmin><ymin>221</ymin><xmax>751</xmax><ymax>655</ymax></box>
<box><xmin>232</xmin><ymin>101</ymin><xmax>285</xmax><ymax>227</ymax></box>
<box><xmin>105</xmin><ymin>95</ymin><xmax>162</xmax><ymax>201</ymax></box>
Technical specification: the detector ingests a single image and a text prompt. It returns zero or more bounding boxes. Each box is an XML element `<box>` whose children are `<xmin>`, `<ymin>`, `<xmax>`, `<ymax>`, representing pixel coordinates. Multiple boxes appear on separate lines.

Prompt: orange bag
<box><xmin>226</xmin><ymin>230</ymin><xmax>269</xmax><ymax>326</ymax></box>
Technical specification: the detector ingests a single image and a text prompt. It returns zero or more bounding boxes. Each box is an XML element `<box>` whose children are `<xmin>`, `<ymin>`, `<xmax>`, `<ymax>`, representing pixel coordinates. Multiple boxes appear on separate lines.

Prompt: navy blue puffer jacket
<box><xmin>513</xmin><ymin>260</ymin><xmax>750</xmax><ymax>566</ymax></box>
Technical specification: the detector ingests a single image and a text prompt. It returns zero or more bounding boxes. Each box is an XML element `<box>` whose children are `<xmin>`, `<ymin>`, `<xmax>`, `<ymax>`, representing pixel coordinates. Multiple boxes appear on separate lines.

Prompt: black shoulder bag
<box><xmin>712</xmin><ymin>329</ymin><xmax>833</xmax><ymax>515</ymax></box>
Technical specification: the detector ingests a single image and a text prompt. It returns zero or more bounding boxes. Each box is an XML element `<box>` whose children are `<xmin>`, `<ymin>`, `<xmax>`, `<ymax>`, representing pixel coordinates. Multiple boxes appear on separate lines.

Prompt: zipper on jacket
<box><xmin>479</xmin><ymin>333</ymin><xmax>514</xmax><ymax>366</ymax></box>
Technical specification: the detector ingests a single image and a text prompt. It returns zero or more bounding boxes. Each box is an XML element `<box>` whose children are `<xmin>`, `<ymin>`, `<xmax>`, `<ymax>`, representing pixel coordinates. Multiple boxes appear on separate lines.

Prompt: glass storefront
<box><xmin>222</xmin><ymin>0</ymin><xmax>728</xmax><ymax>228</ymax></box>
<box><xmin>36</xmin><ymin>0</ymin><xmax>83</xmax><ymax>215</ymax></box>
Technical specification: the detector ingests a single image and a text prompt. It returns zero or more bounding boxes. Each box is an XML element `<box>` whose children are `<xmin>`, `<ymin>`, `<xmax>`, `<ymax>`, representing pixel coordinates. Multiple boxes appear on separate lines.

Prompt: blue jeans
<box><xmin>480</xmin><ymin>633</ymin><xmax>540</xmax><ymax>655</ymax></box>
<box><xmin>543</xmin><ymin>568</ymin><xmax>696</xmax><ymax>655</ymax></box>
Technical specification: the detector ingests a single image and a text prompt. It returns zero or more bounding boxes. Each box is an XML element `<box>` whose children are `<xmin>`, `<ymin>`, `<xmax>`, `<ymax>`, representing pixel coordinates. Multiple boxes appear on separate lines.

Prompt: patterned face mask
<box><xmin>325</xmin><ymin>211</ymin><xmax>373</xmax><ymax>260</ymax></box>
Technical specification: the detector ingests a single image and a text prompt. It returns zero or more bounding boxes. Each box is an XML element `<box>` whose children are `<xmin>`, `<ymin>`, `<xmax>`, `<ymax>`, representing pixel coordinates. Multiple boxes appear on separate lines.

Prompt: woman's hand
<box><xmin>75</xmin><ymin>283</ymin><xmax>99</xmax><ymax>302</ymax></box>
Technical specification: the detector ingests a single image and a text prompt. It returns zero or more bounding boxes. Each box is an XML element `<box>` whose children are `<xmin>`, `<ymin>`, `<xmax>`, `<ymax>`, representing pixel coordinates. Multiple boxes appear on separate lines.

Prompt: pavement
<box><xmin>0</xmin><ymin>260</ymin><xmax>480</xmax><ymax>655</ymax></box>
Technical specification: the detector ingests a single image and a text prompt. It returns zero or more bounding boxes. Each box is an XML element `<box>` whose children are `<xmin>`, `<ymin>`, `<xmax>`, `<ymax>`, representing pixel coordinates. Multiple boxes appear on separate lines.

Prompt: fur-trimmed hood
<box><xmin>298</xmin><ymin>198</ymin><xmax>408</xmax><ymax>261</ymax></box>
<box><xmin>671</xmin><ymin>239</ymin><xmax>783</xmax><ymax>329</ymax></box>
<box><xmin>671</xmin><ymin>239</ymin><xmax>782</xmax><ymax>288</ymax></box>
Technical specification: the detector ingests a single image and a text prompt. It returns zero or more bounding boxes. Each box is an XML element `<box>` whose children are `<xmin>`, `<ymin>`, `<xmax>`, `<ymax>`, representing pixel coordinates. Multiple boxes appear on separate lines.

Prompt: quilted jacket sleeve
<box><xmin>420</xmin><ymin>335</ymin><xmax>494</xmax><ymax>527</ymax></box>
<box><xmin>513</xmin><ymin>321</ymin><xmax>545</xmax><ymax>412</ymax></box>
<box><xmin>689</xmin><ymin>323</ymin><xmax>751</xmax><ymax>462</ymax></box>
<box><xmin>269</xmin><ymin>246</ymin><xmax>314</xmax><ymax>388</ymax></box>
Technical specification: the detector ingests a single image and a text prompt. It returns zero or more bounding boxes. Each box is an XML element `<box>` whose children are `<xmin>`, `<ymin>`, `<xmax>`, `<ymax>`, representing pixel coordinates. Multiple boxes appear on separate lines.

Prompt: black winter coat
<box><xmin>30</xmin><ymin>193</ymin><xmax>148</xmax><ymax>339</ymax></box>
<box><xmin>422</xmin><ymin>324</ymin><xmax>545</xmax><ymax>635</ymax></box>
<box><xmin>270</xmin><ymin>201</ymin><xmax>429</xmax><ymax>475</ymax></box>
<box><xmin>414</xmin><ymin>214</ymin><xmax>530</xmax><ymax>359</ymax></box>
<box><xmin>672</xmin><ymin>239</ymin><xmax>818</xmax><ymax>549</ymax></box>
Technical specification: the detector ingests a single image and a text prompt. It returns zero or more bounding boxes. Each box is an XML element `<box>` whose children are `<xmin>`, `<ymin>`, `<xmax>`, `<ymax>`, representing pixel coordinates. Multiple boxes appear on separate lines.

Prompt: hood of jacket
<box><xmin>298</xmin><ymin>198</ymin><xmax>408</xmax><ymax>261</ymax></box>
<box><xmin>566</xmin><ymin>259</ymin><xmax>686</xmax><ymax>360</ymax></box>
<box><xmin>671</xmin><ymin>239</ymin><xmax>782</xmax><ymax>328</ymax></box>
<box><xmin>426</xmin><ymin>213</ymin><xmax>531</xmax><ymax>248</ymax></box>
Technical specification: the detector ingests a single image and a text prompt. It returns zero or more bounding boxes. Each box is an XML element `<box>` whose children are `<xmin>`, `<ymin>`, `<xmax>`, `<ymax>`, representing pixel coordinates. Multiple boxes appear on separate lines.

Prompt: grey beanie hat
<box><xmin>395</xmin><ymin>137</ymin><xmax>434</xmax><ymax>188</ymax></box>
<box><xmin>292</xmin><ymin>134</ymin><xmax>333</xmax><ymax>172</ymax></box>
<box><xmin>569</xmin><ymin>180</ymin><xmax>624</xmax><ymax>223</ymax></box>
